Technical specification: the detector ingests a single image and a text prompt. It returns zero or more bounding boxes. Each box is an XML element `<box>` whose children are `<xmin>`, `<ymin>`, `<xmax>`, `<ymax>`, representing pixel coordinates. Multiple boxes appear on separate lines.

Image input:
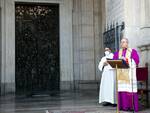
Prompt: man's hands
<box><xmin>121</xmin><ymin>56</ymin><xmax>126</xmax><ymax>61</ymax></box>
<box><xmin>121</xmin><ymin>56</ymin><xmax>129</xmax><ymax>64</ymax></box>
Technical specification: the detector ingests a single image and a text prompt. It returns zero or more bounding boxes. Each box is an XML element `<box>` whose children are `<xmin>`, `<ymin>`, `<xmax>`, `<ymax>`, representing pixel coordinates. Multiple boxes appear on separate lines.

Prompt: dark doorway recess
<box><xmin>15</xmin><ymin>3</ymin><xmax>60</xmax><ymax>96</ymax></box>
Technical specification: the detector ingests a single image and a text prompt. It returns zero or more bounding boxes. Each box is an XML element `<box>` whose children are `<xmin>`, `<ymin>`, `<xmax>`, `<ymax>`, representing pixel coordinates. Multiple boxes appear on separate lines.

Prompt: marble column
<box><xmin>72</xmin><ymin>0</ymin><xmax>103</xmax><ymax>89</ymax></box>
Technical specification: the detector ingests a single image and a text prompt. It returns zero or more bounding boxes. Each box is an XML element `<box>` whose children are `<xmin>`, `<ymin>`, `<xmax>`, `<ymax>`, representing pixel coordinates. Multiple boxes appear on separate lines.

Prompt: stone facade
<box><xmin>0</xmin><ymin>0</ymin><xmax>74</xmax><ymax>94</ymax></box>
<box><xmin>105</xmin><ymin>0</ymin><xmax>124</xmax><ymax>26</ymax></box>
<box><xmin>72</xmin><ymin>0</ymin><xmax>104</xmax><ymax>89</ymax></box>
<box><xmin>138</xmin><ymin>0</ymin><xmax>150</xmax><ymax>90</ymax></box>
<box><xmin>0</xmin><ymin>0</ymin><xmax>150</xmax><ymax>95</ymax></box>
<box><xmin>0</xmin><ymin>0</ymin><xmax>105</xmax><ymax>94</ymax></box>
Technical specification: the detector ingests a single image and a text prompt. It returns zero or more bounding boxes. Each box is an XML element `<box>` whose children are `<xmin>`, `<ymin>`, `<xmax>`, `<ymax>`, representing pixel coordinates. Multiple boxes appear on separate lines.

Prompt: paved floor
<box><xmin>0</xmin><ymin>90</ymin><xmax>150</xmax><ymax>113</ymax></box>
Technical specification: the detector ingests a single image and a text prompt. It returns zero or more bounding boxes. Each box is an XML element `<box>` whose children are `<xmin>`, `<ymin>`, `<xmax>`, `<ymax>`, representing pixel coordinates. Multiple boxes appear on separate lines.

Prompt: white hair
<box><xmin>121</xmin><ymin>37</ymin><xmax>129</xmax><ymax>43</ymax></box>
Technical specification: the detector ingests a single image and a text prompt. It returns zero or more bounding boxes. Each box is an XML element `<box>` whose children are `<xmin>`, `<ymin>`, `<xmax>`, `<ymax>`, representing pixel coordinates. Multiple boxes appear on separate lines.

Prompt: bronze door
<box><xmin>15</xmin><ymin>3</ymin><xmax>59</xmax><ymax>95</ymax></box>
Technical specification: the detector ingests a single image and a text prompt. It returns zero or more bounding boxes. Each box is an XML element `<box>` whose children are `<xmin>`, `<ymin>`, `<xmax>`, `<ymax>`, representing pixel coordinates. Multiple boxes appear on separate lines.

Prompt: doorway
<box><xmin>15</xmin><ymin>3</ymin><xmax>60</xmax><ymax>95</ymax></box>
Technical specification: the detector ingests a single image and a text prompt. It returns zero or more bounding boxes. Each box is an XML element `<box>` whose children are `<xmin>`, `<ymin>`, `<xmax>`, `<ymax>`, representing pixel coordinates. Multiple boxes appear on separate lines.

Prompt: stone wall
<box><xmin>138</xmin><ymin>0</ymin><xmax>150</xmax><ymax>61</ymax></box>
<box><xmin>72</xmin><ymin>0</ymin><xmax>104</xmax><ymax>89</ymax></box>
<box><xmin>0</xmin><ymin>0</ymin><xmax>105</xmax><ymax>93</ymax></box>
<box><xmin>0</xmin><ymin>0</ymin><xmax>74</xmax><ymax>94</ymax></box>
<box><xmin>123</xmin><ymin>0</ymin><xmax>141</xmax><ymax>49</ymax></box>
<box><xmin>105</xmin><ymin>0</ymin><xmax>124</xmax><ymax>25</ymax></box>
<box><xmin>138</xmin><ymin>0</ymin><xmax>150</xmax><ymax>96</ymax></box>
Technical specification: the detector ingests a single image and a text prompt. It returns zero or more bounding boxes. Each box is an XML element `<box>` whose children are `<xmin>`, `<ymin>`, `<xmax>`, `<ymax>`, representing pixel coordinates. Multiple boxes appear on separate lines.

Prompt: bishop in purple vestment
<box><xmin>113</xmin><ymin>38</ymin><xmax>139</xmax><ymax>112</ymax></box>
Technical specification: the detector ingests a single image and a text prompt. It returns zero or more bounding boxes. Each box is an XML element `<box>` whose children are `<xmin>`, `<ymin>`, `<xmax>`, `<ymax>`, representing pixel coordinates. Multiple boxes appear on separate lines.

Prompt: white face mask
<box><xmin>105</xmin><ymin>51</ymin><xmax>110</xmax><ymax>56</ymax></box>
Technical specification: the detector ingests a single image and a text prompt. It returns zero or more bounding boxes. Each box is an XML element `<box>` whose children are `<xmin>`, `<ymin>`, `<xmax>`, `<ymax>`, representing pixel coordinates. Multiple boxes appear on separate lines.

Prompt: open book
<box><xmin>107</xmin><ymin>59</ymin><xmax>129</xmax><ymax>69</ymax></box>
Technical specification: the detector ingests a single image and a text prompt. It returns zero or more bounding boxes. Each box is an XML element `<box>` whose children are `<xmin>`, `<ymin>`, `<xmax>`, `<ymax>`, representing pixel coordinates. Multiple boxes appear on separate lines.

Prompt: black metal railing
<box><xmin>103</xmin><ymin>22</ymin><xmax>125</xmax><ymax>52</ymax></box>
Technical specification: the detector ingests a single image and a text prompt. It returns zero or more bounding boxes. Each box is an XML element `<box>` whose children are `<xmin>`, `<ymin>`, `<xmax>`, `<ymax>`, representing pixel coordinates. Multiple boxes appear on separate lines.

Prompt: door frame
<box><xmin>0</xmin><ymin>0</ymin><xmax>73</xmax><ymax>94</ymax></box>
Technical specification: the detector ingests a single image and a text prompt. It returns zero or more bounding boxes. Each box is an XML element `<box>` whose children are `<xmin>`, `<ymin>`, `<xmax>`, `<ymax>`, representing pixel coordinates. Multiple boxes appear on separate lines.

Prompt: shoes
<box><xmin>102</xmin><ymin>102</ymin><xmax>117</xmax><ymax>107</ymax></box>
<box><xmin>102</xmin><ymin>102</ymin><xmax>111</xmax><ymax>106</ymax></box>
<box><xmin>112</xmin><ymin>104</ymin><xmax>117</xmax><ymax>107</ymax></box>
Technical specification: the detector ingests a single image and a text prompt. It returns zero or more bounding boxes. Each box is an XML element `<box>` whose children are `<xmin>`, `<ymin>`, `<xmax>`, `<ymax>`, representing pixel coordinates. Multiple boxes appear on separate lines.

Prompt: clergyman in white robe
<box><xmin>98</xmin><ymin>52</ymin><xmax>116</xmax><ymax>104</ymax></box>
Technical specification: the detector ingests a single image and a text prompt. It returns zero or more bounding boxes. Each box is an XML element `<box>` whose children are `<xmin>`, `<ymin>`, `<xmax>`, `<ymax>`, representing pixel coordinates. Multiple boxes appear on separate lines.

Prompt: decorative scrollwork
<box><xmin>16</xmin><ymin>5</ymin><xmax>52</xmax><ymax>19</ymax></box>
<box><xmin>103</xmin><ymin>22</ymin><xmax>125</xmax><ymax>51</ymax></box>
